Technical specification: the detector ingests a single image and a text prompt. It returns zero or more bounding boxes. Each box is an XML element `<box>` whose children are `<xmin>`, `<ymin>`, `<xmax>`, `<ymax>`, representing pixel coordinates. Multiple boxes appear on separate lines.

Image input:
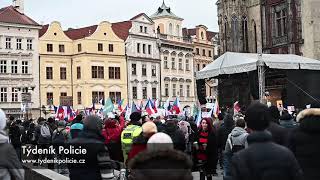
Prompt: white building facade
<box><xmin>0</xmin><ymin>3</ymin><xmax>41</xmax><ymax>118</ymax></box>
<box><xmin>151</xmin><ymin>2</ymin><xmax>195</xmax><ymax>107</ymax></box>
<box><xmin>125</xmin><ymin>14</ymin><xmax>161</xmax><ymax>102</ymax></box>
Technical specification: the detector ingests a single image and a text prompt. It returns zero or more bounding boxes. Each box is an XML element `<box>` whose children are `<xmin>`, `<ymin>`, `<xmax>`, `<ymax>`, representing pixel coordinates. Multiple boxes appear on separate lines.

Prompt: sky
<box><xmin>0</xmin><ymin>0</ymin><xmax>218</xmax><ymax>32</ymax></box>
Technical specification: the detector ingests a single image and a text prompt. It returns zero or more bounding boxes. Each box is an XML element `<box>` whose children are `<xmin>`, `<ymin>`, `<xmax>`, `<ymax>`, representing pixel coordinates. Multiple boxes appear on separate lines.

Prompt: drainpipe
<box><xmin>71</xmin><ymin>57</ymin><xmax>74</xmax><ymax>106</ymax></box>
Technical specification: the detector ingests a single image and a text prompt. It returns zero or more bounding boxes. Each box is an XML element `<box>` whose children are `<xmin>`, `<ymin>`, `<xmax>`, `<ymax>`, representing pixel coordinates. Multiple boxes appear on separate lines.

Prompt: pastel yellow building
<box><xmin>39</xmin><ymin>21</ymin><xmax>127</xmax><ymax>111</ymax></box>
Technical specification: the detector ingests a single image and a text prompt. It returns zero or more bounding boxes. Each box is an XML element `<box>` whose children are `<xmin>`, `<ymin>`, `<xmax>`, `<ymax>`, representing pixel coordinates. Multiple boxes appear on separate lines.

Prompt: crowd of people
<box><xmin>0</xmin><ymin>101</ymin><xmax>319</xmax><ymax>180</ymax></box>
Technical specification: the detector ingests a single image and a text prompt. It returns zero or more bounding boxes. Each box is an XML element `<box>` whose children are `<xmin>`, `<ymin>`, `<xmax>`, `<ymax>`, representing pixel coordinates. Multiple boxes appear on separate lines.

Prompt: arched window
<box><xmin>169</xmin><ymin>23</ymin><xmax>173</xmax><ymax>35</ymax></box>
<box><xmin>201</xmin><ymin>32</ymin><xmax>204</xmax><ymax>40</ymax></box>
<box><xmin>176</xmin><ymin>25</ymin><xmax>180</xmax><ymax>36</ymax></box>
<box><xmin>231</xmin><ymin>15</ymin><xmax>238</xmax><ymax>51</ymax></box>
<box><xmin>242</xmin><ymin>17</ymin><xmax>249</xmax><ymax>52</ymax></box>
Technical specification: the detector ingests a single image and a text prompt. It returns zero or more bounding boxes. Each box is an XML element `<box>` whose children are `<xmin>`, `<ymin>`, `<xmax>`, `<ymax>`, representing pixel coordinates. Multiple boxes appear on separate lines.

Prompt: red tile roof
<box><xmin>64</xmin><ymin>25</ymin><xmax>98</xmax><ymax>40</ymax></box>
<box><xmin>112</xmin><ymin>21</ymin><xmax>132</xmax><ymax>41</ymax></box>
<box><xmin>0</xmin><ymin>6</ymin><xmax>39</xmax><ymax>26</ymax></box>
<box><xmin>39</xmin><ymin>24</ymin><xmax>49</xmax><ymax>37</ymax></box>
<box><xmin>183</xmin><ymin>27</ymin><xmax>218</xmax><ymax>41</ymax></box>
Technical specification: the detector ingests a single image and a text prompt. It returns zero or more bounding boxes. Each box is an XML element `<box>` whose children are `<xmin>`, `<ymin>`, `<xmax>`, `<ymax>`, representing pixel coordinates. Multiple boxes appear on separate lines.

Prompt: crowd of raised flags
<box><xmin>49</xmin><ymin>97</ymin><xmax>224</xmax><ymax>124</ymax></box>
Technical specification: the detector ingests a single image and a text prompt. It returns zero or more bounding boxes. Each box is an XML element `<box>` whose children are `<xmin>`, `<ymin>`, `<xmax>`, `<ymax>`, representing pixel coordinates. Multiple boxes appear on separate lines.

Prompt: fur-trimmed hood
<box><xmin>297</xmin><ymin>108</ymin><xmax>320</xmax><ymax>122</ymax></box>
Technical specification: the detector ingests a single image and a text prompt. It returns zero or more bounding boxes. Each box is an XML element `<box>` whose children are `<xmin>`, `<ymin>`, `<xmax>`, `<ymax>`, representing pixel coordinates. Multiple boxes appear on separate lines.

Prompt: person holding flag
<box><xmin>171</xmin><ymin>97</ymin><xmax>181</xmax><ymax>115</ymax></box>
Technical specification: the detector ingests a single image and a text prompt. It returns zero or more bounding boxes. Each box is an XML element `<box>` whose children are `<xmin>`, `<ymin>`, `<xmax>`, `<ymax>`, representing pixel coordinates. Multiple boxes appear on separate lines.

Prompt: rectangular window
<box><xmin>151</xmin><ymin>65</ymin><xmax>156</xmax><ymax>76</ymax></box>
<box><xmin>143</xmin><ymin>44</ymin><xmax>146</xmax><ymax>54</ymax></box>
<box><xmin>203</xmin><ymin>64</ymin><xmax>206</xmax><ymax>69</ymax></box>
<box><xmin>171</xmin><ymin>58</ymin><xmax>175</xmax><ymax>69</ymax></box>
<box><xmin>109</xmin><ymin>44</ymin><xmax>114</xmax><ymax>52</ymax></box>
<box><xmin>11</xmin><ymin>61</ymin><xmax>17</xmax><ymax>74</ymax></box>
<box><xmin>275</xmin><ymin>9</ymin><xmax>287</xmax><ymax>37</ymax></box>
<box><xmin>16</xmin><ymin>39</ymin><xmax>22</xmax><ymax>50</ymax></box>
<box><xmin>148</xmin><ymin>45</ymin><xmax>151</xmax><ymax>54</ymax></box>
<box><xmin>60</xmin><ymin>92</ymin><xmax>67</xmax><ymax>97</ymax></box>
<box><xmin>60</xmin><ymin>67</ymin><xmax>67</xmax><ymax>80</ymax></box>
<box><xmin>77</xmin><ymin>92</ymin><xmax>82</xmax><ymax>105</ymax></box>
<box><xmin>137</xmin><ymin>43</ymin><xmax>140</xmax><ymax>53</ymax></box>
<box><xmin>27</xmin><ymin>39</ymin><xmax>32</xmax><ymax>50</ymax></box>
<box><xmin>0</xmin><ymin>88</ymin><xmax>7</xmax><ymax>102</ymax></box>
<box><xmin>196</xmin><ymin>48</ymin><xmax>200</xmax><ymax>55</ymax></box>
<box><xmin>172</xmin><ymin>84</ymin><xmax>176</xmax><ymax>97</ymax></box>
<box><xmin>144</xmin><ymin>27</ymin><xmax>147</xmax><ymax>33</ymax></box>
<box><xmin>0</xmin><ymin>60</ymin><xmax>7</xmax><ymax>73</ymax></box>
<box><xmin>47</xmin><ymin>44</ymin><xmax>53</xmax><ymax>52</ymax></box>
<box><xmin>109</xmin><ymin>67</ymin><xmax>120</xmax><ymax>79</ymax></box>
<box><xmin>92</xmin><ymin>91</ymin><xmax>105</xmax><ymax>103</ymax></box>
<box><xmin>140</xmin><ymin>26</ymin><xmax>143</xmax><ymax>33</ymax></box>
<box><xmin>46</xmin><ymin>67</ymin><xmax>53</xmax><ymax>79</ymax></box>
<box><xmin>142</xmin><ymin>64</ymin><xmax>147</xmax><ymax>76</ymax></box>
<box><xmin>59</xmin><ymin>44</ymin><xmax>65</xmax><ymax>53</ymax></box>
<box><xmin>187</xmin><ymin>85</ymin><xmax>190</xmax><ymax>97</ymax></box>
<box><xmin>6</xmin><ymin>38</ymin><xmax>11</xmax><ymax>49</ymax></box>
<box><xmin>109</xmin><ymin>92</ymin><xmax>121</xmax><ymax>103</ymax></box>
<box><xmin>132</xmin><ymin>64</ymin><xmax>137</xmax><ymax>75</ymax></box>
<box><xmin>197</xmin><ymin>64</ymin><xmax>200</xmax><ymax>71</ymax></box>
<box><xmin>77</xmin><ymin>66</ymin><xmax>81</xmax><ymax>79</ymax></box>
<box><xmin>132</xmin><ymin>87</ymin><xmax>137</xmax><ymax>99</ymax></box>
<box><xmin>186</xmin><ymin>59</ymin><xmax>190</xmax><ymax>71</ymax></box>
<box><xmin>98</xmin><ymin>43</ymin><xmax>103</xmax><ymax>51</ymax></box>
<box><xmin>22</xmin><ymin>61</ymin><xmax>28</xmax><ymax>74</ymax></box>
<box><xmin>78</xmin><ymin>44</ymin><xmax>82</xmax><ymax>52</ymax></box>
<box><xmin>46</xmin><ymin>92</ymin><xmax>53</xmax><ymax>105</ymax></box>
<box><xmin>142</xmin><ymin>87</ymin><xmax>147</xmax><ymax>99</ymax></box>
<box><xmin>165</xmin><ymin>84</ymin><xmax>169</xmax><ymax>97</ymax></box>
<box><xmin>152</xmin><ymin>88</ymin><xmax>157</xmax><ymax>99</ymax></box>
<box><xmin>202</xmin><ymin>49</ymin><xmax>206</xmax><ymax>56</ymax></box>
<box><xmin>179</xmin><ymin>59</ymin><xmax>183</xmax><ymax>70</ymax></box>
<box><xmin>209</xmin><ymin>50</ymin><xmax>212</xmax><ymax>57</ymax></box>
<box><xmin>11</xmin><ymin>88</ymin><xmax>18</xmax><ymax>102</ymax></box>
<box><xmin>164</xmin><ymin>56</ymin><xmax>168</xmax><ymax>69</ymax></box>
<box><xmin>180</xmin><ymin>85</ymin><xmax>183</xmax><ymax>97</ymax></box>
<box><xmin>92</xmin><ymin>66</ymin><xmax>104</xmax><ymax>79</ymax></box>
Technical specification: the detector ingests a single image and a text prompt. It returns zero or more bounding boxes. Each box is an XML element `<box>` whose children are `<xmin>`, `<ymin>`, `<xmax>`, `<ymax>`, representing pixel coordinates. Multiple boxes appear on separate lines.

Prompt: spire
<box><xmin>161</xmin><ymin>0</ymin><xmax>168</xmax><ymax>9</ymax></box>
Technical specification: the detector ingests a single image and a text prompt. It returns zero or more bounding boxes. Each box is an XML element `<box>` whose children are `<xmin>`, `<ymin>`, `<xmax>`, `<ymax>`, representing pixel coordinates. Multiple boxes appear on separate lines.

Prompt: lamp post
<box><xmin>15</xmin><ymin>85</ymin><xmax>35</xmax><ymax>120</ymax></box>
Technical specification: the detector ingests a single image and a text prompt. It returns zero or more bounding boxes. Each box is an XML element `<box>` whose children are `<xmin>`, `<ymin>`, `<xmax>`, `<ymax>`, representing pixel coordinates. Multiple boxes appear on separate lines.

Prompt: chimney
<box><xmin>13</xmin><ymin>0</ymin><xmax>24</xmax><ymax>14</ymax></box>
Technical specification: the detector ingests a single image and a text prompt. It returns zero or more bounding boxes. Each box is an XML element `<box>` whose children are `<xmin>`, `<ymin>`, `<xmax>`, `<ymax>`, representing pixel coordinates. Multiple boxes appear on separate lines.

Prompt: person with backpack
<box><xmin>52</xmin><ymin>121</ymin><xmax>69</xmax><ymax>174</ymax></box>
<box><xmin>35</xmin><ymin>117</ymin><xmax>53</xmax><ymax>169</ymax></box>
<box><xmin>121</xmin><ymin>112</ymin><xmax>143</xmax><ymax>164</ymax></box>
<box><xmin>164</xmin><ymin>119</ymin><xmax>186</xmax><ymax>152</ymax></box>
<box><xmin>223</xmin><ymin>118</ymin><xmax>248</xmax><ymax>179</ymax></box>
<box><xmin>194</xmin><ymin>118</ymin><xmax>218</xmax><ymax>180</ymax></box>
<box><xmin>231</xmin><ymin>102</ymin><xmax>303</xmax><ymax>180</ymax></box>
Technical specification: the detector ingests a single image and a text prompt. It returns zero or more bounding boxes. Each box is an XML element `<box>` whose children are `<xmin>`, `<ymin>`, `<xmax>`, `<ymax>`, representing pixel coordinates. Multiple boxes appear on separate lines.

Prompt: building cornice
<box><xmin>127</xmin><ymin>56</ymin><xmax>161</xmax><ymax>63</ymax></box>
<box><xmin>0</xmin><ymin>22</ymin><xmax>42</xmax><ymax>29</ymax></box>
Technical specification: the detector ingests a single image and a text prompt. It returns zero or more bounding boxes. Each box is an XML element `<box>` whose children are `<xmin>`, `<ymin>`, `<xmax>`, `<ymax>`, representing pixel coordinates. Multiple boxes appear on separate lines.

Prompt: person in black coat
<box><xmin>288</xmin><ymin>108</ymin><xmax>320</xmax><ymax>180</ymax></box>
<box><xmin>267</xmin><ymin>106</ymin><xmax>289</xmax><ymax>146</ymax></box>
<box><xmin>67</xmin><ymin>115</ymin><xmax>113</xmax><ymax>180</ymax></box>
<box><xmin>194</xmin><ymin>118</ymin><xmax>218</xmax><ymax>180</ymax></box>
<box><xmin>164</xmin><ymin>120</ymin><xmax>186</xmax><ymax>152</ymax></box>
<box><xmin>231</xmin><ymin>102</ymin><xmax>303</xmax><ymax>180</ymax></box>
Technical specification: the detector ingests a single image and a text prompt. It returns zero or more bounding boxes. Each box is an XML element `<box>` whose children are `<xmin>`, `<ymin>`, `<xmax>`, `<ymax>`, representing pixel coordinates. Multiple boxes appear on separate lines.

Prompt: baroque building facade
<box><xmin>112</xmin><ymin>13</ymin><xmax>161</xmax><ymax>103</ymax></box>
<box><xmin>39</xmin><ymin>21</ymin><xmax>127</xmax><ymax>111</ymax></box>
<box><xmin>151</xmin><ymin>2</ymin><xmax>196</xmax><ymax>107</ymax></box>
<box><xmin>0</xmin><ymin>2</ymin><xmax>41</xmax><ymax>118</ymax></box>
<box><xmin>183</xmin><ymin>25</ymin><xmax>219</xmax><ymax>99</ymax></box>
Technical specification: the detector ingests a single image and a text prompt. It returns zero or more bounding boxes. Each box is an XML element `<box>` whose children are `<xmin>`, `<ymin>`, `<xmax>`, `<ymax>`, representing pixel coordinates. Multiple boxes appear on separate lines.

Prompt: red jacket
<box><xmin>102</xmin><ymin>115</ymin><xmax>125</xmax><ymax>144</ymax></box>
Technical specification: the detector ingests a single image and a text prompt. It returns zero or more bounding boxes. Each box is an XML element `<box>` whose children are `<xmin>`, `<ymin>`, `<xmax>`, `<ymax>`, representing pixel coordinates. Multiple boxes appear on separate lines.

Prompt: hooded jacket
<box><xmin>225</xmin><ymin>127</ymin><xmax>248</xmax><ymax>153</ymax></box>
<box><xmin>289</xmin><ymin>108</ymin><xmax>320</xmax><ymax>180</ymax></box>
<box><xmin>0</xmin><ymin>130</ymin><xmax>24</xmax><ymax>180</ymax></box>
<box><xmin>217</xmin><ymin>114</ymin><xmax>235</xmax><ymax>150</ymax></box>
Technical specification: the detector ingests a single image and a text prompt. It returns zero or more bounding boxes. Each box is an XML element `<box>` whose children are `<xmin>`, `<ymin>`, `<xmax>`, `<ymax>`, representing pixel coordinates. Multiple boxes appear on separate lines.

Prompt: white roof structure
<box><xmin>196</xmin><ymin>52</ymin><xmax>320</xmax><ymax>79</ymax></box>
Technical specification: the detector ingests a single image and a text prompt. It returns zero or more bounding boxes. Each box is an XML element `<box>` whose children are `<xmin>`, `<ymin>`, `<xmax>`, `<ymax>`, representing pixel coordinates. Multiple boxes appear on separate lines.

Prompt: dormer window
<box><xmin>201</xmin><ymin>32</ymin><xmax>204</xmax><ymax>40</ymax></box>
<box><xmin>144</xmin><ymin>27</ymin><xmax>147</xmax><ymax>33</ymax></box>
<box><xmin>140</xmin><ymin>26</ymin><xmax>143</xmax><ymax>33</ymax></box>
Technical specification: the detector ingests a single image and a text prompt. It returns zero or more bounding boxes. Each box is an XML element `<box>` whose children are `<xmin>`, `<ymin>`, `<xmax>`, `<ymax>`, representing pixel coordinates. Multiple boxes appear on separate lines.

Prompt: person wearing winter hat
<box><xmin>147</xmin><ymin>132</ymin><xmax>174</xmax><ymax>151</ymax></box>
<box><xmin>127</xmin><ymin>121</ymin><xmax>158</xmax><ymax>163</ymax></box>
<box><xmin>231</xmin><ymin>102</ymin><xmax>303</xmax><ymax>180</ymax></box>
<box><xmin>121</xmin><ymin>112</ymin><xmax>143</xmax><ymax>163</ymax></box>
<box><xmin>0</xmin><ymin>109</ymin><xmax>24</xmax><ymax>180</ymax></box>
<box><xmin>288</xmin><ymin>108</ymin><xmax>320</xmax><ymax>180</ymax></box>
<box><xmin>68</xmin><ymin>115</ymin><xmax>112</xmax><ymax>180</ymax></box>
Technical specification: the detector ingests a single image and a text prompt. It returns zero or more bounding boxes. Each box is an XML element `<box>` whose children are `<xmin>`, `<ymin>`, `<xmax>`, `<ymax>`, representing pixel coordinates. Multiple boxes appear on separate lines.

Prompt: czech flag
<box><xmin>153</xmin><ymin>99</ymin><xmax>159</xmax><ymax>113</ymax></box>
<box><xmin>145</xmin><ymin>99</ymin><xmax>155</xmax><ymax>115</ymax></box>
<box><xmin>118</xmin><ymin>99</ymin><xmax>124</xmax><ymax>112</ymax></box>
<box><xmin>171</xmin><ymin>97</ymin><xmax>181</xmax><ymax>114</ymax></box>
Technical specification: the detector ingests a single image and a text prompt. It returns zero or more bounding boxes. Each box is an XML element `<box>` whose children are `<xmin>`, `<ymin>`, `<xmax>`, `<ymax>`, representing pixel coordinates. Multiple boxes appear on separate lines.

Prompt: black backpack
<box><xmin>230</xmin><ymin>137</ymin><xmax>245</xmax><ymax>153</ymax></box>
<box><xmin>52</xmin><ymin>129</ymin><xmax>66</xmax><ymax>144</ymax></box>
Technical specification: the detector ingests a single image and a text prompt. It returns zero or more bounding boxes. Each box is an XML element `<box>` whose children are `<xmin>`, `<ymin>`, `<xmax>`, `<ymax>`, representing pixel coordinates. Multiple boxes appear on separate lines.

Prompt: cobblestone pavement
<box><xmin>192</xmin><ymin>169</ymin><xmax>224</xmax><ymax>180</ymax></box>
